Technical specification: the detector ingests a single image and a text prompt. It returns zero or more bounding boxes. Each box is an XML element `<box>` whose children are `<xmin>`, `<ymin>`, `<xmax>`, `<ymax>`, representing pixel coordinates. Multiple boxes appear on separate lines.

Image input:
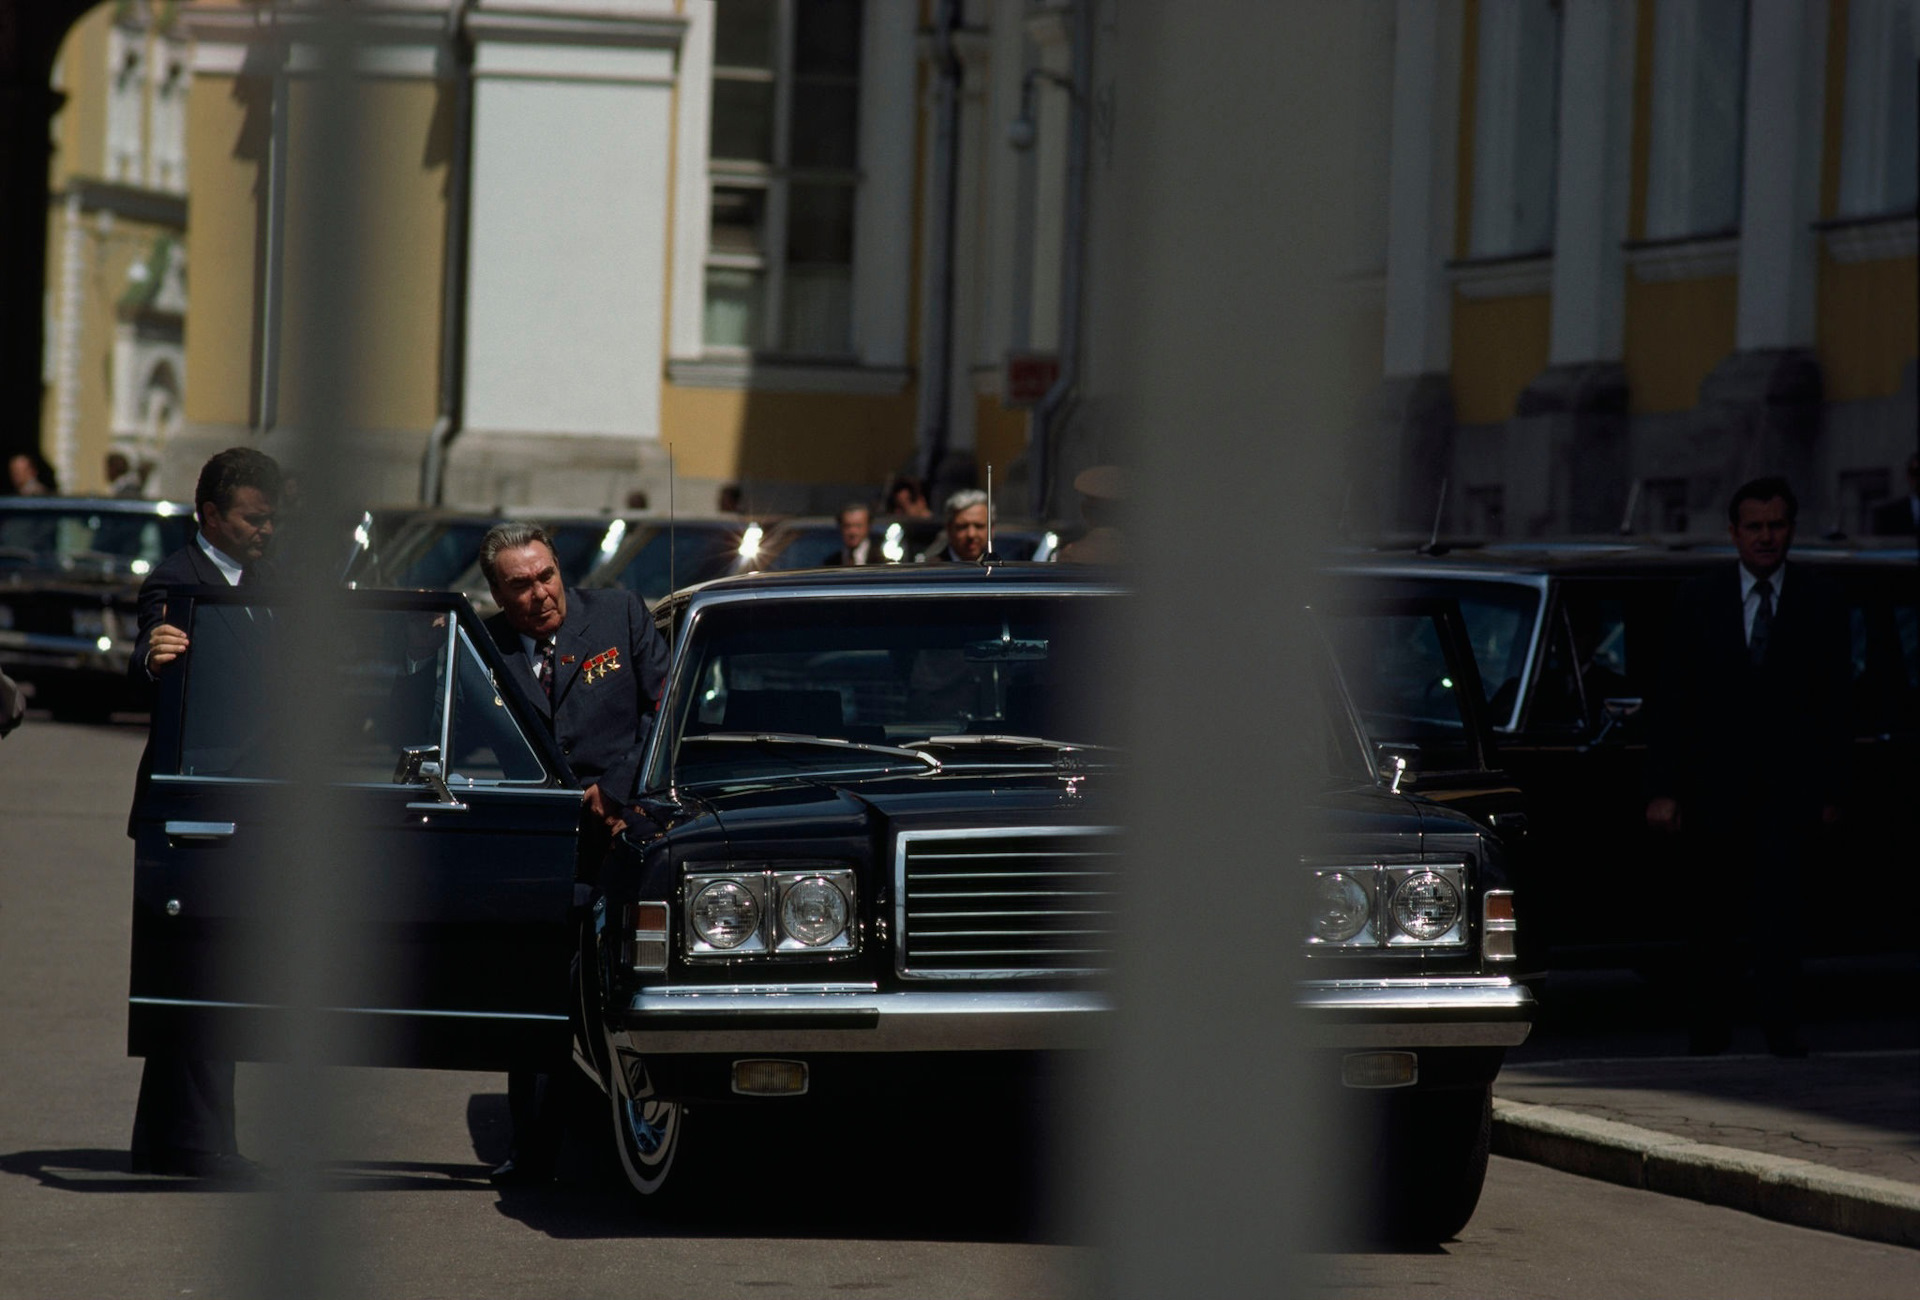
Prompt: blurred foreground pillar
<box><xmin>1088</xmin><ymin>2</ymin><xmax>1394</xmax><ymax>1294</ymax></box>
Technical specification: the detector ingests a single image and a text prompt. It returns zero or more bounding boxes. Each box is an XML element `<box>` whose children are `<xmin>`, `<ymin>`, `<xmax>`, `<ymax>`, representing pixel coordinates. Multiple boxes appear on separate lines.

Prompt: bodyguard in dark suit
<box><xmin>128</xmin><ymin>446</ymin><xmax>282</xmax><ymax>1179</ymax></box>
<box><xmin>1645</xmin><ymin>476</ymin><xmax>1849</xmax><ymax>1058</ymax></box>
<box><xmin>477</xmin><ymin>522</ymin><xmax>669</xmax><ymax>1184</ymax></box>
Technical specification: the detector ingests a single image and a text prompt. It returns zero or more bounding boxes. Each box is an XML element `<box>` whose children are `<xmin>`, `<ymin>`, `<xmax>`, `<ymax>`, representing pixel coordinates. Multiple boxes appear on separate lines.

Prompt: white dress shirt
<box><xmin>196</xmin><ymin>533</ymin><xmax>245</xmax><ymax>586</ymax></box>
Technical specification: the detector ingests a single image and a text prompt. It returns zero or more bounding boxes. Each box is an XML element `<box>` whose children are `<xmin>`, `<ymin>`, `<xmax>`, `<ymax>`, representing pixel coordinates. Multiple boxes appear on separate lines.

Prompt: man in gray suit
<box><xmin>478</xmin><ymin>522</ymin><xmax>670</xmax><ymax>1183</ymax></box>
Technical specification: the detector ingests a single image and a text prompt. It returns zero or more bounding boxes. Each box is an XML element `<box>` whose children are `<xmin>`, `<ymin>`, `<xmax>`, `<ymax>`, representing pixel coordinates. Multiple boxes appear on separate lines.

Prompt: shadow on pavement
<box><xmin>471</xmin><ymin>1091</ymin><xmax>1076</xmax><ymax>1245</ymax></box>
<box><xmin>0</xmin><ymin>1146</ymin><xmax>499</xmax><ymax>1194</ymax></box>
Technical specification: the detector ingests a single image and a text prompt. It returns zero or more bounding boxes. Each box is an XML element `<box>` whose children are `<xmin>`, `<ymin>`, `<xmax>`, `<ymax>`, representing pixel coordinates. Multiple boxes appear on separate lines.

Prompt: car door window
<box><xmin>446</xmin><ymin>627</ymin><xmax>547</xmax><ymax>783</ymax></box>
<box><xmin>1525</xmin><ymin>607</ymin><xmax>1587</xmax><ymax>732</ymax></box>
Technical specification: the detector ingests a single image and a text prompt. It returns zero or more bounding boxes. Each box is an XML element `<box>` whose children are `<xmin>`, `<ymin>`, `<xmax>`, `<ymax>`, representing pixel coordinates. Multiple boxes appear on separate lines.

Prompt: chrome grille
<box><xmin>895</xmin><ymin>827</ymin><xmax>1119</xmax><ymax>978</ymax></box>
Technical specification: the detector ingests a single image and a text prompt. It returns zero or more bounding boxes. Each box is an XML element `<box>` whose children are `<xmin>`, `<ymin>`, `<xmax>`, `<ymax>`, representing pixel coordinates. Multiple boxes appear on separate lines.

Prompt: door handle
<box><xmin>165</xmin><ymin>820</ymin><xmax>236</xmax><ymax>843</ymax></box>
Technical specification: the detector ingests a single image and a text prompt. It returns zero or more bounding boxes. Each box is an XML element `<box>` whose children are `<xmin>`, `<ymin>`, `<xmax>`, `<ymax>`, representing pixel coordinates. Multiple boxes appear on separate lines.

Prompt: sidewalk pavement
<box><xmin>1492</xmin><ymin>1050</ymin><xmax>1920</xmax><ymax>1249</ymax></box>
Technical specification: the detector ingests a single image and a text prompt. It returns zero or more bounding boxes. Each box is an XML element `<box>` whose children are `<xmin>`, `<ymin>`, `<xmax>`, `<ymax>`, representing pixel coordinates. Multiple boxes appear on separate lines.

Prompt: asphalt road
<box><xmin>3</xmin><ymin>713</ymin><xmax>1915</xmax><ymax>1298</ymax></box>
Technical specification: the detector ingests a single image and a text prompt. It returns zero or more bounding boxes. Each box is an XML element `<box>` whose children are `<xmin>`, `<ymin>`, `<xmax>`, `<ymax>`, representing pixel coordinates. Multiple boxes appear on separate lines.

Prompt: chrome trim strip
<box><xmin>1295</xmin><ymin>979</ymin><xmax>1534</xmax><ymax>1012</ymax></box>
<box><xmin>895</xmin><ymin>826</ymin><xmax>1122</xmax><ymax>980</ymax></box>
<box><xmin>149</xmin><ymin>773</ymin><xmax>578</xmax><ymax>797</ymax></box>
<box><xmin>616</xmin><ymin>988</ymin><xmax>1109</xmax><ymax>1053</ymax></box>
<box><xmin>128</xmin><ymin>996</ymin><xmax>567</xmax><ymax>1022</ymax></box>
<box><xmin>638</xmin><ymin>982</ymin><xmax>879</xmax><ymax>997</ymax></box>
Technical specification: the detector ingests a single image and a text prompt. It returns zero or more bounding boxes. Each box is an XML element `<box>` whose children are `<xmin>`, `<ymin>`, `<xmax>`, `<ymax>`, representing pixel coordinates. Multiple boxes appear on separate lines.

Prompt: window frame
<box><xmin>704</xmin><ymin>0</ymin><xmax>863</xmax><ymax>360</ymax></box>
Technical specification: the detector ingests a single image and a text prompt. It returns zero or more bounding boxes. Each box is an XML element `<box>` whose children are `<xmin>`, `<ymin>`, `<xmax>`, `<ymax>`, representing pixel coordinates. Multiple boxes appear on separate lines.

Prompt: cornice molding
<box><xmin>1815</xmin><ymin>213</ymin><xmax>1918</xmax><ymax>265</ymax></box>
<box><xmin>1623</xmin><ymin>234</ymin><xmax>1740</xmax><ymax>283</ymax></box>
<box><xmin>1445</xmin><ymin>253</ymin><xmax>1552</xmax><ymax>300</ymax></box>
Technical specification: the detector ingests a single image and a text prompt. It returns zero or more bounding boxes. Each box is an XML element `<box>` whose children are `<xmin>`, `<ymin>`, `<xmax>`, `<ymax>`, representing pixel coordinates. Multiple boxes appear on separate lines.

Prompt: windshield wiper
<box><xmin>682</xmin><ymin>733</ymin><xmax>942</xmax><ymax>772</ymax></box>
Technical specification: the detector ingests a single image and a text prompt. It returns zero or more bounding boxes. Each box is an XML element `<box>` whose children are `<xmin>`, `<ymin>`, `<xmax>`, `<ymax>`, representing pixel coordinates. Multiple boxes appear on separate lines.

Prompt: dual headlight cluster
<box><xmin>683</xmin><ymin>866</ymin><xmax>858</xmax><ymax>959</ymax></box>
<box><xmin>1307</xmin><ymin>864</ymin><xmax>1467</xmax><ymax>949</ymax></box>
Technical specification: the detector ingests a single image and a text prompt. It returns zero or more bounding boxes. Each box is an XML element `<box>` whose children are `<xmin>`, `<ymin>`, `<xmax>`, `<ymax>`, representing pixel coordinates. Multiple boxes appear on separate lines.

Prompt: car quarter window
<box><xmin>1446</xmin><ymin>583</ymin><xmax>1540</xmax><ymax>730</ymax></box>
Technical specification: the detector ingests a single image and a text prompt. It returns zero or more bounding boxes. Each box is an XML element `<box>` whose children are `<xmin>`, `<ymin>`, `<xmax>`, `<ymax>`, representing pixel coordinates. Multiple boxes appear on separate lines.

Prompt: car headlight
<box><xmin>683</xmin><ymin>865</ymin><xmax>857</xmax><ymax>960</ymax></box>
<box><xmin>779</xmin><ymin>875</ymin><xmax>851</xmax><ymax>948</ymax></box>
<box><xmin>1308</xmin><ymin>872</ymin><xmax>1372</xmax><ymax>944</ymax></box>
<box><xmin>1390</xmin><ymin>870</ymin><xmax>1462</xmax><ymax>942</ymax></box>
<box><xmin>690</xmin><ymin>880</ymin><xmax>761</xmax><ymax>950</ymax></box>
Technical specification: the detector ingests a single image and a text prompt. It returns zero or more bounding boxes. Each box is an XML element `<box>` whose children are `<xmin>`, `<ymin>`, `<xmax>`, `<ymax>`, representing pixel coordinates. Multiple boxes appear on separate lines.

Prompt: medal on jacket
<box><xmin>583</xmin><ymin>646</ymin><xmax>622</xmax><ymax>684</ymax></box>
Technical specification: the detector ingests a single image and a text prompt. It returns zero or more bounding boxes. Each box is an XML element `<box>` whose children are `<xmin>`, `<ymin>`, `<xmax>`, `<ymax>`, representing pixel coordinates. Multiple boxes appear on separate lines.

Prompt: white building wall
<box><xmin>463</xmin><ymin>16</ymin><xmax>682</xmax><ymax>441</ymax></box>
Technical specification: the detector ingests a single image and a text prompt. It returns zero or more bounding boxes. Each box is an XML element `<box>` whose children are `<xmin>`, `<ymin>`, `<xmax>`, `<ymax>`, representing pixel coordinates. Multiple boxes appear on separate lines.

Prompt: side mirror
<box><xmin>1374</xmin><ymin>742</ymin><xmax>1421</xmax><ymax>793</ymax></box>
<box><xmin>1591</xmin><ymin>697</ymin><xmax>1643</xmax><ymax>745</ymax></box>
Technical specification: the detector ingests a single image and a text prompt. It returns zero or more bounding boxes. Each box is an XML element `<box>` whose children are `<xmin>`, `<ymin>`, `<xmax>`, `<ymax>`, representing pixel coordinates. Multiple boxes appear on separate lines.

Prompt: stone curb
<box><xmin>1491</xmin><ymin>1098</ymin><xmax>1920</xmax><ymax>1250</ymax></box>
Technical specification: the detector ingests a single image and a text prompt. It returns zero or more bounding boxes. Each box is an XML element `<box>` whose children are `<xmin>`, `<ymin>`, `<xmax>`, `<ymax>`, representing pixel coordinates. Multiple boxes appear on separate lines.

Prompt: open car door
<box><xmin>128</xmin><ymin>587</ymin><xmax>582</xmax><ymax>1071</ymax></box>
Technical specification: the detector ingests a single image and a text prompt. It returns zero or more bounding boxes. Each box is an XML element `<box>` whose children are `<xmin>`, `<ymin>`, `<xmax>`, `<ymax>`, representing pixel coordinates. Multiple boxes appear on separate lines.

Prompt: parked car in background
<box><xmin>1326</xmin><ymin>540</ymin><xmax>1920</xmax><ymax>969</ymax></box>
<box><xmin>577</xmin><ymin>516</ymin><xmax>757</xmax><ymax>605</ymax></box>
<box><xmin>0</xmin><ymin>497</ymin><xmax>194</xmax><ymax>718</ymax></box>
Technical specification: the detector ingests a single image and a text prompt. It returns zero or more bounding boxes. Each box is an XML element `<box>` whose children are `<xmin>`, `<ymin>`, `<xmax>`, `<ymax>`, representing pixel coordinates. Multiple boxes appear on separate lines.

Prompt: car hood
<box><xmin>672</xmin><ymin>767</ymin><xmax>1114</xmax><ymax>858</ymax></box>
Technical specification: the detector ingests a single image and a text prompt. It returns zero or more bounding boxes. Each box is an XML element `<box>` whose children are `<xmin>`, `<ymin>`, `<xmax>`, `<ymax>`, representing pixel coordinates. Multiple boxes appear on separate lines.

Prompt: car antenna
<box><xmin>1418</xmin><ymin>475</ymin><xmax>1450</xmax><ymax>556</ymax></box>
<box><xmin>668</xmin><ymin>442</ymin><xmax>676</xmax><ymax>597</ymax></box>
<box><xmin>982</xmin><ymin>463</ymin><xmax>998</xmax><ymax>566</ymax></box>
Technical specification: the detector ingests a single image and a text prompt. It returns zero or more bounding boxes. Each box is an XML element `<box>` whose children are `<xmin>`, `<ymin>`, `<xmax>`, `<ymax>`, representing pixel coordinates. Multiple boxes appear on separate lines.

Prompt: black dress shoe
<box><xmin>488</xmin><ymin>1157</ymin><xmax>554</xmax><ymax>1187</ymax></box>
<box><xmin>134</xmin><ymin>1149</ymin><xmax>265</xmax><ymax>1182</ymax></box>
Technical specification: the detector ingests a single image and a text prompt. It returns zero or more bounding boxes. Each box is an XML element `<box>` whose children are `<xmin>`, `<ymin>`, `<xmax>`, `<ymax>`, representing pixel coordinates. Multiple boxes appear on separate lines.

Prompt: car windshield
<box><xmin>606</xmin><ymin>525</ymin><xmax>751</xmax><ymax>603</ymax></box>
<box><xmin>0</xmin><ymin>506</ymin><xmax>193</xmax><ymax>575</ymax></box>
<box><xmin>655</xmin><ymin>593</ymin><xmax>1120</xmax><ymax>787</ymax></box>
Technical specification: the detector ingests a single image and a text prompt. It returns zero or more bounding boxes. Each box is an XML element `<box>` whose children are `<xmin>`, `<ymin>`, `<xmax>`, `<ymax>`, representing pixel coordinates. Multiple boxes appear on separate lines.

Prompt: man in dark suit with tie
<box><xmin>128</xmin><ymin>446</ymin><xmax>282</xmax><ymax>1178</ymax></box>
<box><xmin>821</xmin><ymin>502</ymin><xmax>878</xmax><ymax>566</ymax></box>
<box><xmin>477</xmin><ymin>521</ymin><xmax>670</xmax><ymax>1184</ymax></box>
<box><xmin>1645</xmin><ymin>476</ymin><xmax>1850</xmax><ymax>1058</ymax></box>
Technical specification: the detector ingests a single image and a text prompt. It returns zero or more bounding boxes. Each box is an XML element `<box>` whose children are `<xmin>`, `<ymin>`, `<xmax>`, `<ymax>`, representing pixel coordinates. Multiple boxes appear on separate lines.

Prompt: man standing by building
<box><xmin>1645</xmin><ymin>477</ymin><xmax>1849</xmax><ymax>1058</ymax></box>
<box><xmin>478</xmin><ymin>522</ymin><xmax>669</xmax><ymax>1184</ymax></box>
<box><xmin>822</xmin><ymin>502</ymin><xmax>877</xmax><ymax>565</ymax></box>
<box><xmin>127</xmin><ymin>445</ymin><xmax>282</xmax><ymax>1178</ymax></box>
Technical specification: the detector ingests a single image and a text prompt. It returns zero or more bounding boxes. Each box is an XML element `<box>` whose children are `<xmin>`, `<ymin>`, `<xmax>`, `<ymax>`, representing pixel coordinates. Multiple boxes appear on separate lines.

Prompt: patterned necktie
<box><xmin>537</xmin><ymin>638</ymin><xmax>555</xmax><ymax>700</ymax></box>
<box><xmin>1749</xmin><ymin>578</ymin><xmax>1774</xmax><ymax>667</ymax></box>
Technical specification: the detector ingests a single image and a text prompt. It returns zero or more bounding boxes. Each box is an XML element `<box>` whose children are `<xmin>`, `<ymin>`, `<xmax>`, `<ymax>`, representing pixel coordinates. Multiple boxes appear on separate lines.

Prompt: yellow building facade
<box><xmin>41</xmin><ymin>0</ymin><xmax>1084</xmax><ymax>517</ymax></box>
<box><xmin>1377</xmin><ymin>0</ymin><xmax>1916</xmax><ymax>537</ymax></box>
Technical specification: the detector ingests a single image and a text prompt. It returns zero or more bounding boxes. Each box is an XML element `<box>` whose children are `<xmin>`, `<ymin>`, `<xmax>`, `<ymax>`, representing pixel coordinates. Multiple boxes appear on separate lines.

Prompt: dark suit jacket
<box><xmin>127</xmin><ymin>541</ymin><xmax>264</xmax><ymax>834</ymax></box>
<box><xmin>1645</xmin><ymin>561</ymin><xmax>1851</xmax><ymax>835</ymax></box>
<box><xmin>484</xmin><ymin>587</ymin><xmax>670</xmax><ymax>804</ymax></box>
<box><xmin>821</xmin><ymin>545</ymin><xmax>878</xmax><ymax>566</ymax></box>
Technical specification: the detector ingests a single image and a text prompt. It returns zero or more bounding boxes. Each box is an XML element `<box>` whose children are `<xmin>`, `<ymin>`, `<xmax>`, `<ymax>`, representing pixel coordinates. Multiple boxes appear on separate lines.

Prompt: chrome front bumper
<box><xmin>1295</xmin><ymin>976</ymin><xmax>1534</xmax><ymax>1047</ymax></box>
<box><xmin>616</xmin><ymin>984</ymin><xmax>1107</xmax><ymax>1053</ymax></box>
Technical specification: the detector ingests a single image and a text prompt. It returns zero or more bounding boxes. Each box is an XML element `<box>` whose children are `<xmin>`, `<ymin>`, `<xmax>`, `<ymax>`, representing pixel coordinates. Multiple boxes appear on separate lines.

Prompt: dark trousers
<box><xmin>1680</xmin><ymin>824</ymin><xmax>1808</xmax><ymax>1046</ymax></box>
<box><xmin>131</xmin><ymin>1056</ymin><xmax>237</xmax><ymax>1163</ymax></box>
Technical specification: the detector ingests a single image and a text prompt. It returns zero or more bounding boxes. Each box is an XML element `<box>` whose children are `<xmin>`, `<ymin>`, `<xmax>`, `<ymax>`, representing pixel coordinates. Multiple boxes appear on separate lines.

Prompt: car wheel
<box><xmin>610</xmin><ymin>1071</ymin><xmax>684</xmax><ymax>1196</ymax></box>
<box><xmin>1384</xmin><ymin>1084</ymin><xmax>1492</xmax><ymax>1244</ymax></box>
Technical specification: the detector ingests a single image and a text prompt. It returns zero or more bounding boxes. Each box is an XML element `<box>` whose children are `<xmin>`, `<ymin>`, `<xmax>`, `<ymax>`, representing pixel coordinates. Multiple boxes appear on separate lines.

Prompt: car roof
<box><xmin>673</xmin><ymin>560</ymin><xmax>1121</xmax><ymax>602</ymax></box>
<box><xmin>0</xmin><ymin>496</ymin><xmax>192</xmax><ymax>516</ymax></box>
<box><xmin>1326</xmin><ymin>536</ymin><xmax>1916</xmax><ymax>579</ymax></box>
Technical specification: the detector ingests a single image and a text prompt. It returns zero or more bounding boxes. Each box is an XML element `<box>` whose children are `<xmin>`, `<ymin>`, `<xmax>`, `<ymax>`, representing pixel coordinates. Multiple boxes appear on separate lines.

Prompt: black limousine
<box><xmin>128</xmin><ymin>563</ymin><xmax>1529</xmax><ymax>1241</ymax></box>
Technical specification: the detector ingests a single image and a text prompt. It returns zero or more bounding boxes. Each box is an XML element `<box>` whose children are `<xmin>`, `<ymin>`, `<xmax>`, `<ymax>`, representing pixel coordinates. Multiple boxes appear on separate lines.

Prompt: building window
<box><xmin>1838</xmin><ymin>0</ymin><xmax>1918</xmax><ymax>218</ymax></box>
<box><xmin>106</xmin><ymin>22</ymin><xmax>147</xmax><ymax>185</ymax></box>
<box><xmin>1468</xmin><ymin>0</ymin><xmax>1562</xmax><ymax>259</ymax></box>
<box><xmin>1645</xmin><ymin>0</ymin><xmax>1748</xmax><ymax>240</ymax></box>
<box><xmin>705</xmin><ymin>0</ymin><xmax>863</xmax><ymax>357</ymax></box>
<box><xmin>147</xmin><ymin>35</ymin><xmax>189</xmax><ymax>195</ymax></box>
